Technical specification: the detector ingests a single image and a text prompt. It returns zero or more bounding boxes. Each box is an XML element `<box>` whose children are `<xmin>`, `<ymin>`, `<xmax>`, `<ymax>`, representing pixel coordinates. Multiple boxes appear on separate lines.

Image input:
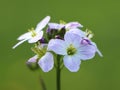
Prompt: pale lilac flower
<box><xmin>48</xmin><ymin>32</ymin><xmax>96</xmax><ymax>72</ymax></box>
<box><xmin>12</xmin><ymin>16</ymin><xmax>50</xmax><ymax>49</ymax></box>
<box><xmin>69</xmin><ymin>28</ymin><xmax>103</xmax><ymax>57</ymax></box>
<box><xmin>48</xmin><ymin>22</ymin><xmax>83</xmax><ymax>30</ymax></box>
<box><xmin>38</xmin><ymin>52</ymin><xmax>54</xmax><ymax>72</ymax></box>
<box><xmin>27</xmin><ymin>52</ymin><xmax>54</xmax><ymax>72</ymax></box>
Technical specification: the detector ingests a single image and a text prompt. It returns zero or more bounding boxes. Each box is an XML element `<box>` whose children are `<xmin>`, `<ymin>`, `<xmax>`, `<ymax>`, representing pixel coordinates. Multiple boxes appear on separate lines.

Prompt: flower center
<box><xmin>29</xmin><ymin>28</ymin><xmax>37</xmax><ymax>37</ymax></box>
<box><xmin>67</xmin><ymin>44</ymin><xmax>77</xmax><ymax>55</ymax></box>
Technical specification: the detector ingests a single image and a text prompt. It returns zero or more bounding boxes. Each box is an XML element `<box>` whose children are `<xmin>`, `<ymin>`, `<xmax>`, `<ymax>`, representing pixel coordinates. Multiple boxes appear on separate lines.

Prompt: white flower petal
<box><xmin>63</xmin><ymin>55</ymin><xmax>81</xmax><ymax>72</ymax></box>
<box><xmin>48</xmin><ymin>23</ymin><xmax>64</xmax><ymax>29</ymax></box>
<box><xmin>91</xmin><ymin>42</ymin><xmax>103</xmax><ymax>57</ymax></box>
<box><xmin>68</xmin><ymin>28</ymin><xmax>86</xmax><ymax>38</ymax></box>
<box><xmin>27</xmin><ymin>55</ymin><xmax>38</xmax><ymax>63</ymax></box>
<box><xmin>17</xmin><ymin>32</ymin><xmax>31</xmax><ymax>40</ymax></box>
<box><xmin>35</xmin><ymin>16</ymin><xmax>50</xmax><ymax>32</ymax></box>
<box><xmin>28</xmin><ymin>31</ymin><xmax>43</xmax><ymax>43</ymax></box>
<box><xmin>12</xmin><ymin>39</ymin><xmax>28</xmax><ymax>49</ymax></box>
<box><xmin>78</xmin><ymin>44</ymin><xmax>96</xmax><ymax>60</ymax></box>
<box><xmin>48</xmin><ymin>39</ymin><xmax>67</xmax><ymax>55</ymax></box>
<box><xmin>64</xmin><ymin>32</ymin><xmax>82</xmax><ymax>48</ymax></box>
<box><xmin>38</xmin><ymin>52</ymin><xmax>54</xmax><ymax>72</ymax></box>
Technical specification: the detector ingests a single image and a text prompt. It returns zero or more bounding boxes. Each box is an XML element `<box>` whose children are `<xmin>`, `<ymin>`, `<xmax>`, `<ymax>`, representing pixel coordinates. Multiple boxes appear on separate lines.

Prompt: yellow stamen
<box><xmin>67</xmin><ymin>44</ymin><xmax>77</xmax><ymax>55</ymax></box>
<box><xmin>85</xmin><ymin>29</ymin><xmax>94</xmax><ymax>39</ymax></box>
<box><xmin>28</xmin><ymin>28</ymin><xmax>37</xmax><ymax>37</ymax></box>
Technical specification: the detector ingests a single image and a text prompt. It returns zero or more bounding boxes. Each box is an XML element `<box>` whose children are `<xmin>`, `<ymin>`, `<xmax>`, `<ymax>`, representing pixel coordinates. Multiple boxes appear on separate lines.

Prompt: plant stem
<box><xmin>40</xmin><ymin>75</ymin><xmax>47</xmax><ymax>90</ymax></box>
<box><xmin>56</xmin><ymin>55</ymin><xmax>61</xmax><ymax>90</ymax></box>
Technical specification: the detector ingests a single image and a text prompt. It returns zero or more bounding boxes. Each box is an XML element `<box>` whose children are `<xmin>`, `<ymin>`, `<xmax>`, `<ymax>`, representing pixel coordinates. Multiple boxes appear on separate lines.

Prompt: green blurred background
<box><xmin>0</xmin><ymin>0</ymin><xmax>120</xmax><ymax>90</ymax></box>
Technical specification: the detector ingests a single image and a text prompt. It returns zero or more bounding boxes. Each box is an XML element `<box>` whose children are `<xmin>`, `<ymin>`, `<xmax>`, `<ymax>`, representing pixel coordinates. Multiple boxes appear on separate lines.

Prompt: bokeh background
<box><xmin>0</xmin><ymin>0</ymin><xmax>120</xmax><ymax>90</ymax></box>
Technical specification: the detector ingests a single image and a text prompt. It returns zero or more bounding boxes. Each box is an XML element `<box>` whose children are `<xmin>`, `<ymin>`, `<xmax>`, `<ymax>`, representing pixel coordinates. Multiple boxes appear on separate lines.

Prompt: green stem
<box><xmin>40</xmin><ymin>75</ymin><xmax>47</xmax><ymax>90</ymax></box>
<box><xmin>56</xmin><ymin>55</ymin><xmax>61</xmax><ymax>90</ymax></box>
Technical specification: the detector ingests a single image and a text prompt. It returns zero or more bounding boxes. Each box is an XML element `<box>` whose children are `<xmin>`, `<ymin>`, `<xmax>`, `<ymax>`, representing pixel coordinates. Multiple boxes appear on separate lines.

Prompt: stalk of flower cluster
<box><xmin>56</xmin><ymin>55</ymin><xmax>61</xmax><ymax>90</ymax></box>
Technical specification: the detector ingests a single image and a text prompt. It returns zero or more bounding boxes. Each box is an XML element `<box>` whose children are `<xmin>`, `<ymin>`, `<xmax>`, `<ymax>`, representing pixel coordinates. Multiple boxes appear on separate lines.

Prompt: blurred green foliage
<box><xmin>0</xmin><ymin>0</ymin><xmax>120</xmax><ymax>90</ymax></box>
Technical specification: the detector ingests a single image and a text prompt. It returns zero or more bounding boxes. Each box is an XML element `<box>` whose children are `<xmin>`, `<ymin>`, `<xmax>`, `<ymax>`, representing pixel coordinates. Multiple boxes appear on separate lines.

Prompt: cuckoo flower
<box><xmin>12</xmin><ymin>16</ymin><xmax>50</xmax><ymax>49</ymax></box>
<box><xmin>48</xmin><ymin>32</ymin><xmax>96</xmax><ymax>72</ymax></box>
<box><xmin>69</xmin><ymin>28</ymin><xmax>103</xmax><ymax>57</ymax></box>
<box><xmin>27</xmin><ymin>43</ymin><xmax>54</xmax><ymax>72</ymax></box>
<box><xmin>27</xmin><ymin>52</ymin><xmax>54</xmax><ymax>72</ymax></box>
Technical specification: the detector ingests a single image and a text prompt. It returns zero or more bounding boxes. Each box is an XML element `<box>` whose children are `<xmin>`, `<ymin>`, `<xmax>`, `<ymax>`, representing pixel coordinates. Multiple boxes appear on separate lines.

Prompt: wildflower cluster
<box><xmin>13</xmin><ymin>16</ymin><xmax>102</xmax><ymax>72</ymax></box>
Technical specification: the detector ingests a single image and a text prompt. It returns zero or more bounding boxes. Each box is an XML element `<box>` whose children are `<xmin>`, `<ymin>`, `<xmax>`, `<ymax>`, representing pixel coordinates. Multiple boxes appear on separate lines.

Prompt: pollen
<box><xmin>67</xmin><ymin>44</ymin><xmax>77</xmax><ymax>55</ymax></box>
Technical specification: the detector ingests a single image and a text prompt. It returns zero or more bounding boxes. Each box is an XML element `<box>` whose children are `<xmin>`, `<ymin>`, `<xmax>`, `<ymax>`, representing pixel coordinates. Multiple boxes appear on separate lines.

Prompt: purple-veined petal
<box><xmin>63</xmin><ymin>55</ymin><xmax>81</xmax><ymax>72</ymax></box>
<box><xmin>48</xmin><ymin>23</ymin><xmax>64</xmax><ymax>30</ymax></box>
<box><xmin>64</xmin><ymin>32</ymin><xmax>82</xmax><ymax>48</ymax></box>
<box><xmin>38</xmin><ymin>52</ymin><xmax>54</xmax><ymax>72</ymax></box>
<box><xmin>17</xmin><ymin>32</ymin><xmax>31</xmax><ymax>40</ymax></box>
<box><xmin>28</xmin><ymin>31</ymin><xmax>43</xmax><ymax>43</ymax></box>
<box><xmin>35</xmin><ymin>16</ymin><xmax>50</xmax><ymax>32</ymax></box>
<box><xmin>78</xmin><ymin>44</ymin><xmax>96</xmax><ymax>60</ymax></box>
<box><xmin>65</xmin><ymin>22</ymin><xmax>83</xmax><ymax>29</ymax></box>
<box><xmin>48</xmin><ymin>39</ymin><xmax>67</xmax><ymax>55</ymax></box>
<box><xmin>12</xmin><ymin>39</ymin><xmax>28</xmax><ymax>49</ymax></box>
<box><xmin>27</xmin><ymin>55</ymin><xmax>38</xmax><ymax>63</ymax></box>
<box><xmin>81</xmin><ymin>39</ymin><xmax>91</xmax><ymax>45</ymax></box>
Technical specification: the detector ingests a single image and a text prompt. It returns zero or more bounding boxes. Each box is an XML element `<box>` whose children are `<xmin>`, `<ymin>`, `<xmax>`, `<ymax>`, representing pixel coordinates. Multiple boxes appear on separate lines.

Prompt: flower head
<box><xmin>27</xmin><ymin>44</ymin><xmax>54</xmax><ymax>72</ymax></box>
<box><xmin>13</xmin><ymin>16</ymin><xmax>50</xmax><ymax>49</ymax></box>
<box><xmin>13</xmin><ymin>16</ymin><xmax>103</xmax><ymax>73</ymax></box>
<box><xmin>48</xmin><ymin>32</ymin><xmax>96</xmax><ymax>72</ymax></box>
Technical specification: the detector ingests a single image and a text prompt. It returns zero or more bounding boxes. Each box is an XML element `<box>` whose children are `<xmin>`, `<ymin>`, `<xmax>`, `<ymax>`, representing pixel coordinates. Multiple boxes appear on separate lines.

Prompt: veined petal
<box><xmin>78</xmin><ymin>44</ymin><xmax>96</xmax><ymax>60</ymax></box>
<box><xmin>27</xmin><ymin>55</ymin><xmax>38</xmax><ymax>63</ymax></box>
<box><xmin>12</xmin><ymin>39</ymin><xmax>28</xmax><ymax>49</ymax></box>
<box><xmin>65</xmin><ymin>22</ymin><xmax>83</xmax><ymax>29</ymax></box>
<box><xmin>38</xmin><ymin>52</ymin><xmax>54</xmax><ymax>72</ymax></box>
<box><xmin>35</xmin><ymin>16</ymin><xmax>51</xmax><ymax>32</ymax></box>
<box><xmin>28</xmin><ymin>31</ymin><xmax>43</xmax><ymax>43</ymax></box>
<box><xmin>68</xmin><ymin>28</ymin><xmax>86</xmax><ymax>38</ymax></box>
<box><xmin>64</xmin><ymin>32</ymin><xmax>82</xmax><ymax>48</ymax></box>
<box><xmin>48</xmin><ymin>23</ymin><xmax>64</xmax><ymax>30</ymax></box>
<box><xmin>63</xmin><ymin>55</ymin><xmax>81</xmax><ymax>72</ymax></box>
<box><xmin>17</xmin><ymin>32</ymin><xmax>31</xmax><ymax>40</ymax></box>
<box><xmin>48</xmin><ymin>39</ymin><xmax>67</xmax><ymax>55</ymax></box>
<box><xmin>91</xmin><ymin>42</ymin><xmax>103</xmax><ymax>57</ymax></box>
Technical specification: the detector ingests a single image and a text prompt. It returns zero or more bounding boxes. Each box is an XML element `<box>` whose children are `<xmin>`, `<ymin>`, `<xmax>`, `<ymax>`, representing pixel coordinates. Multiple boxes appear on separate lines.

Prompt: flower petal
<box><xmin>78</xmin><ymin>44</ymin><xmax>96</xmax><ymax>60</ymax></box>
<box><xmin>27</xmin><ymin>55</ymin><xmax>38</xmax><ymax>63</ymax></box>
<box><xmin>68</xmin><ymin>28</ymin><xmax>86</xmax><ymax>38</ymax></box>
<box><xmin>38</xmin><ymin>52</ymin><xmax>54</xmax><ymax>72</ymax></box>
<box><xmin>64</xmin><ymin>32</ymin><xmax>82</xmax><ymax>48</ymax></box>
<box><xmin>65</xmin><ymin>22</ymin><xmax>83</xmax><ymax>29</ymax></box>
<box><xmin>63</xmin><ymin>55</ymin><xmax>81</xmax><ymax>72</ymax></box>
<box><xmin>48</xmin><ymin>23</ymin><xmax>64</xmax><ymax>30</ymax></box>
<box><xmin>48</xmin><ymin>39</ymin><xmax>67</xmax><ymax>55</ymax></box>
<box><xmin>35</xmin><ymin>16</ymin><xmax>51</xmax><ymax>32</ymax></box>
<box><xmin>91</xmin><ymin>42</ymin><xmax>103</xmax><ymax>57</ymax></box>
<box><xmin>28</xmin><ymin>31</ymin><xmax>43</xmax><ymax>43</ymax></box>
<box><xmin>12</xmin><ymin>39</ymin><xmax>28</xmax><ymax>49</ymax></box>
<box><xmin>17</xmin><ymin>32</ymin><xmax>31</xmax><ymax>40</ymax></box>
